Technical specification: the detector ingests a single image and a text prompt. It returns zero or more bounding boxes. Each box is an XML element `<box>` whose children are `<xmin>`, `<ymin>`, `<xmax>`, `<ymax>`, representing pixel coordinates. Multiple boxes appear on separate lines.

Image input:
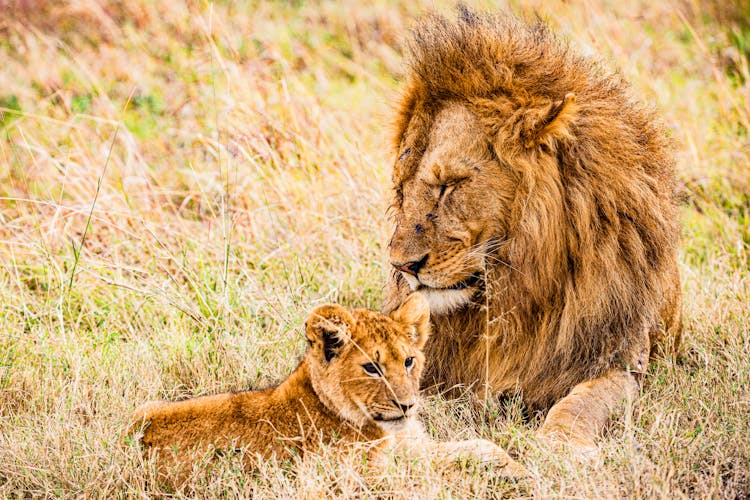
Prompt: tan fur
<box><xmin>385</xmin><ymin>8</ymin><xmax>682</xmax><ymax>450</ymax></box>
<box><xmin>128</xmin><ymin>294</ymin><xmax>526</xmax><ymax>478</ymax></box>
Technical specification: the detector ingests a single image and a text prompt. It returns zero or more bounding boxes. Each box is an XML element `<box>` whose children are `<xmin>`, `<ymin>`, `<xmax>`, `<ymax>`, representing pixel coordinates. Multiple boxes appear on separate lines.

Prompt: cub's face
<box><xmin>389</xmin><ymin>103</ymin><xmax>516</xmax><ymax>314</ymax></box>
<box><xmin>305</xmin><ymin>294</ymin><xmax>430</xmax><ymax>430</ymax></box>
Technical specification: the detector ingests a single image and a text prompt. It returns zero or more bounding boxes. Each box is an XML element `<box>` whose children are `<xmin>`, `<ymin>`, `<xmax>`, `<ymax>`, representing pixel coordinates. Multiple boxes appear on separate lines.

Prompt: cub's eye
<box><xmin>362</xmin><ymin>363</ymin><xmax>382</xmax><ymax>377</ymax></box>
<box><xmin>404</xmin><ymin>357</ymin><xmax>415</xmax><ymax>370</ymax></box>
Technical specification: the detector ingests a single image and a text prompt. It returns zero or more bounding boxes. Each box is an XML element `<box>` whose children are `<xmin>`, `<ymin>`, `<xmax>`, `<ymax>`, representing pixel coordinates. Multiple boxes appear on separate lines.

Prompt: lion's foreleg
<box><xmin>536</xmin><ymin>370</ymin><xmax>639</xmax><ymax>456</ymax></box>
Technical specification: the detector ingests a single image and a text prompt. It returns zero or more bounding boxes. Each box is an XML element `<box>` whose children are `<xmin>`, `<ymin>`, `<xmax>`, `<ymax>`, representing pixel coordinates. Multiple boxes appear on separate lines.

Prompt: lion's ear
<box><xmin>523</xmin><ymin>93</ymin><xmax>577</xmax><ymax>148</ymax></box>
<box><xmin>390</xmin><ymin>293</ymin><xmax>431</xmax><ymax>349</ymax></box>
<box><xmin>305</xmin><ymin>305</ymin><xmax>354</xmax><ymax>362</ymax></box>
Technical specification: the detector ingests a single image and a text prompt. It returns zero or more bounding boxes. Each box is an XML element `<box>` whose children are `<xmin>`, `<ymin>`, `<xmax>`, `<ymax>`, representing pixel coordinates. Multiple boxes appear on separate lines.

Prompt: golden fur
<box><xmin>129</xmin><ymin>294</ymin><xmax>526</xmax><ymax>477</ymax></box>
<box><xmin>385</xmin><ymin>7</ymin><xmax>682</xmax><ymax>451</ymax></box>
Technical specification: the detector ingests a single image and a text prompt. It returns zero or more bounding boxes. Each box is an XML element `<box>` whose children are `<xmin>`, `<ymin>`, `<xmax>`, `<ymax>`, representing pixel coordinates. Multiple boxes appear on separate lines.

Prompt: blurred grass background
<box><xmin>0</xmin><ymin>0</ymin><xmax>748</xmax><ymax>497</ymax></box>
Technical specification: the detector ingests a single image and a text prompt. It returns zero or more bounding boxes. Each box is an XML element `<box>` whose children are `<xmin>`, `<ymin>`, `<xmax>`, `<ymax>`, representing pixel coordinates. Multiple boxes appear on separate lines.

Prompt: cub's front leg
<box><xmin>432</xmin><ymin>439</ymin><xmax>528</xmax><ymax>477</ymax></box>
<box><xmin>386</xmin><ymin>420</ymin><xmax>528</xmax><ymax>477</ymax></box>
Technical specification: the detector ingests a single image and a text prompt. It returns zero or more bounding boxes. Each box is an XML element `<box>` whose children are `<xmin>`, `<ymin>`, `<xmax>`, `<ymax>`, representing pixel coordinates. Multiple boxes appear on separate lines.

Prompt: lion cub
<box><xmin>129</xmin><ymin>294</ymin><xmax>525</xmax><ymax>476</ymax></box>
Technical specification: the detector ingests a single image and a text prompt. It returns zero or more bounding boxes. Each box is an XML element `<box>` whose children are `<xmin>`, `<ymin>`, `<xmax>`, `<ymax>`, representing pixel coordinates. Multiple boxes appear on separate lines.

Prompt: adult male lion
<box><xmin>384</xmin><ymin>8</ymin><xmax>682</xmax><ymax>453</ymax></box>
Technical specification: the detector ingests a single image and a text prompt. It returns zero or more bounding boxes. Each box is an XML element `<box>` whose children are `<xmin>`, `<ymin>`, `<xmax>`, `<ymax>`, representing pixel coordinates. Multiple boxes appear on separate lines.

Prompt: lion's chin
<box><xmin>402</xmin><ymin>273</ymin><xmax>479</xmax><ymax>314</ymax></box>
<box><xmin>419</xmin><ymin>287</ymin><xmax>475</xmax><ymax>314</ymax></box>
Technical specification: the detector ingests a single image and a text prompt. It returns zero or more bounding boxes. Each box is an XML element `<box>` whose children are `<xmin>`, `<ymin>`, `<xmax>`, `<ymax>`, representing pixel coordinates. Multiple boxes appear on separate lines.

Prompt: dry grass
<box><xmin>0</xmin><ymin>0</ymin><xmax>748</xmax><ymax>497</ymax></box>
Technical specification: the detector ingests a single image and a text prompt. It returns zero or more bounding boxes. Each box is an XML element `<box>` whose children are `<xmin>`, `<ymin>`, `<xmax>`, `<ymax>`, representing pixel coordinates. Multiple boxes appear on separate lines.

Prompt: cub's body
<box><xmin>132</xmin><ymin>361</ymin><xmax>383</xmax><ymax>467</ymax></box>
<box><xmin>130</xmin><ymin>295</ymin><xmax>526</xmax><ymax>477</ymax></box>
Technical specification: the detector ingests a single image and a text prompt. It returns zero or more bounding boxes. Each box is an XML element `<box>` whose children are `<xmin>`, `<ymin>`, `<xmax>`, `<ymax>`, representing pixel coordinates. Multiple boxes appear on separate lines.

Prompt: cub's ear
<box><xmin>389</xmin><ymin>293</ymin><xmax>431</xmax><ymax>349</ymax></box>
<box><xmin>522</xmin><ymin>93</ymin><xmax>577</xmax><ymax>149</ymax></box>
<box><xmin>305</xmin><ymin>304</ymin><xmax>354</xmax><ymax>362</ymax></box>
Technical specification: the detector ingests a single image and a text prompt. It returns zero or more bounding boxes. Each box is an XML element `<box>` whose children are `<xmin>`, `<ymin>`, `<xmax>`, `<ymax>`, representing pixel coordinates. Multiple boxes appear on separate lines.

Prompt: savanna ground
<box><xmin>0</xmin><ymin>0</ymin><xmax>748</xmax><ymax>497</ymax></box>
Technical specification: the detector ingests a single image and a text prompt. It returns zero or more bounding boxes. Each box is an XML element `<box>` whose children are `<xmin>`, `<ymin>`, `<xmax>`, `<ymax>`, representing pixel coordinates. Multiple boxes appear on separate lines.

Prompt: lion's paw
<box><xmin>535</xmin><ymin>428</ymin><xmax>599</xmax><ymax>463</ymax></box>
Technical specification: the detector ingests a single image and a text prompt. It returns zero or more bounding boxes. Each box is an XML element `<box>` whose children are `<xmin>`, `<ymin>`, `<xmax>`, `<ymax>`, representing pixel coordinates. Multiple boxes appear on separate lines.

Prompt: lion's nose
<box><xmin>391</xmin><ymin>254</ymin><xmax>428</xmax><ymax>276</ymax></box>
<box><xmin>391</xmin><ymin>399</ymin><xmax>415</xmax><ymax>414</ymax></box>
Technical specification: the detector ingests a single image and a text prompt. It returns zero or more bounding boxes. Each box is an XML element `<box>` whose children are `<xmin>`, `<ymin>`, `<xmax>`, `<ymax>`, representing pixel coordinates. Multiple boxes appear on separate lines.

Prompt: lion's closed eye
<box><xmin>428</xmin><ymin>177</ymin><xmax>469</xmax><ymax>203</ymax></box>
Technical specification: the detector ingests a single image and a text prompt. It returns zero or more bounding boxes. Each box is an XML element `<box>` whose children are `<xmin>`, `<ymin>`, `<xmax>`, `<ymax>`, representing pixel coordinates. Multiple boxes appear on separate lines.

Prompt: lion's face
<box><xmin>305</xmin><ymin>294</ymin><xmax>431</xmax><ymax>429</ymax></box>
<box><xmin>390</xmin><ymin>103</ymin><xmax>517</xmax><ymax>313</ymax></box>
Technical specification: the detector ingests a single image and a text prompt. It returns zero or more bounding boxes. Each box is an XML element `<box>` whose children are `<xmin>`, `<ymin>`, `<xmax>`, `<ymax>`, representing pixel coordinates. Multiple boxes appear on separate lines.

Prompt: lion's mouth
<box><xmin>419</xmin><ymin>273</ymin><xmax>481</xmax><ymax>291</ymax></box>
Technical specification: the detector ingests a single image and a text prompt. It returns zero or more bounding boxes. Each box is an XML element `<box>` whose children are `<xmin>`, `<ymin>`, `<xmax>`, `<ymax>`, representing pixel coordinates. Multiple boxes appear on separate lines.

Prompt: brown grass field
<box><xmin>1</xmin><ymin>0</ymin><xmax>748</xmax><ymax>497</ymax></box>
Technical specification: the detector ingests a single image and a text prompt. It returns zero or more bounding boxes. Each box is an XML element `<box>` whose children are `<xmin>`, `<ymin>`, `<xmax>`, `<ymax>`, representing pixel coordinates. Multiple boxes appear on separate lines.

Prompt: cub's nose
<box><xmin>391</xmin><ymin>254</ymin><xmax>428</xmax><ymax>276</ymax></box>
<box><xmin>391</xmin><ymin>399</ymin><xmax>415</xmax><ymax>414</ymax></box>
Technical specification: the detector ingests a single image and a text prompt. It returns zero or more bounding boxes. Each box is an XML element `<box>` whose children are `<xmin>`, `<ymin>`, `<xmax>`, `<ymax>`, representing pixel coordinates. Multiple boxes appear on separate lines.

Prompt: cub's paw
<box><xmin>447</xmin><ymin>438</ymin><xmax>529</xmax><ymax>477</ymax></box>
